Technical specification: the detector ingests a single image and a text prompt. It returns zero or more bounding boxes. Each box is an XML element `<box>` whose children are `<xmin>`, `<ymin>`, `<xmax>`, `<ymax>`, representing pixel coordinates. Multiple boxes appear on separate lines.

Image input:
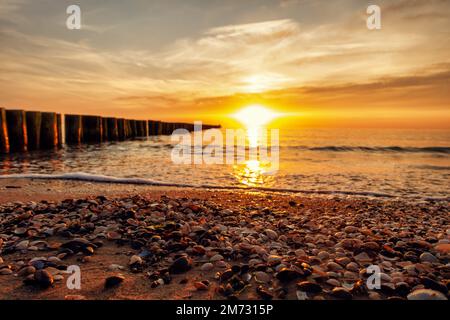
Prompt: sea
<box><xmin>0</xmin><ymin>128</ymin><xmax>449</xmax><ymax>201</ymax></box>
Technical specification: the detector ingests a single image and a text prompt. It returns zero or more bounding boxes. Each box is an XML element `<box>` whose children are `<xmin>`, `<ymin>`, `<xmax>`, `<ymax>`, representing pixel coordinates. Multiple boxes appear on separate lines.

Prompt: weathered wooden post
<box><xmin>106</xmin><ymin>117</ymin><xmax>119</xmax><ymax>140</ymax></box>
<box><xmin>130</xmin><ymin>120</ymin><xmax>137</xmax><ymax>138</ymax></box>
<box><xmin>65</xmin><ymin>114</ymin><xmax>83</xmax><ymax>144</ymax></box>
<box><xmin>135</xmin><ymin>120</ymin><xmax>142</xmax><ymax>137</ymax></box>
<box><xmin>137</xmin><ymin>120</ymin><xmax>146</xmax><ymax>137</ymax></box>
<box><xmin>117</xmin><ymin>118</ymin><xmax>125</xmax><ymax>140</ymax></box>
<box><xmin>156</xmin><ymin>121</ymin><xmax>162</xmax><ymax>135</ymax></box>
<box><xmin>57</xmin><ymin>113</ymin><xmax>62</xmax><ymax>147</ymax></box>
<box><xmin>102</xmin><ymin>117</ymin><xmax>108</xmax><ymax>141</ymax></box>
<box><xmin>82</xmin><ymin>115</ymin><xmax>102</xmax><ymax>143</ymax></box>
<box><xmin>40</xmin><ymin>112</ymin><xmax>58</xmax><ymax>149</ymax></box>
<box><xmin>168</xmin><ymin>123</ymin><xmax>175</xmax><ymax>135</ymax></box>
<box><xmin>142</xmin><ymin>120</ymin><xmax>148</xmax><ymax>136</ymax></box>
<box><xmin>25</xmin><ymin>111</ymin><xmax>42</xmax><ymax>150</ymax></box>
<box><xmin>160</xmin><ymin>122</ymin><xmax>166</xmax><ymax>135</ymax></box>
<box><xmin>124</xmin><ymin>119</ymin><xmax>131</xmax><ymax>139</ymax></box>
<box><xmin>5</xmin><ymin>109</ymin><xmax>27</xmax><ymax>152</ymax></box>
<box><xmin>0</xmin><ymin>108</ymin><xmax>10</xmax><ymax>153</ymax></box>
<box><xmin>147</xmin><ymin>120</ymin><xmax>155</xmax><ymax>136</ymax></box>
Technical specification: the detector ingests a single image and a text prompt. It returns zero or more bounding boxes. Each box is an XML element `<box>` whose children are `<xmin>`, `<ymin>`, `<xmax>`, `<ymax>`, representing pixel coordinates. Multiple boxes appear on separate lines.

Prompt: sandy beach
<box><xmin>0</xmin><ymin>178</ymin><xmax>448</xmax><ymax>300</ymax></box>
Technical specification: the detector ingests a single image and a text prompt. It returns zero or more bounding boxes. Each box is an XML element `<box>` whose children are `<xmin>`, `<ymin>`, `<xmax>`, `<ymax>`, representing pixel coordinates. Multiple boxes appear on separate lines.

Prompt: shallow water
<box><xmin>0</xmin><ymin>128</ymin><xmax>449</xmax><ymax>200</ymax></box>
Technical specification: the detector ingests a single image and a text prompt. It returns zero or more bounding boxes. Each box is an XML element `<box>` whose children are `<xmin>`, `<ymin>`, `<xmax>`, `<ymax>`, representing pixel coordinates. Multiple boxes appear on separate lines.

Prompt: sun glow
<box><xmin>232</xmin><ymin>105</ymin><xmax>279</xmax><ymax>128</ymax></box>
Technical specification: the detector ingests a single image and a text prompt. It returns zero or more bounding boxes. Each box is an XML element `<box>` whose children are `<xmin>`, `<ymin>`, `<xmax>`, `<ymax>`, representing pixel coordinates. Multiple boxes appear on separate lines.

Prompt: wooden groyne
<box><xmin>25</xmin><ymin>111</ymin><xmax>42</xmax><ymax>150</ymax></box>
<box><xmin>0</xmin><ymin>108</ymin><xmax>10</xmax><ymax>153</ymax></box>
<box><xmin>5</xmin><ymin>109</ymin><xmax>28</xmax><ymax>152</ymax></box>
<box><xmin>0</xmin><ymin>108</ymin><xmax>220</xmax><ymax>153</ymax></box>
<box><xmin>40</xmin><ymin>112</ymin><xmax>59</xmax><ymax>149</ymax></box>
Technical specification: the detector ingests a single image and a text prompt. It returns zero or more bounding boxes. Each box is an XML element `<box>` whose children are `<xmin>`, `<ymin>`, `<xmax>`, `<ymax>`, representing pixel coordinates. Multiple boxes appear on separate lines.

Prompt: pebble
<box><xmin>330</xmin><ymin>287</ymin><xmax>352</xmax><ymax>300</ymax></box>
<box><xmin>169</xmin><ymin>256</ymin><xmax>192</xmax><ymax>274</ymax></box>
<box><xmin>0</xmin><ymin>268</ymin><xmax>13</xmax><ymax>275</ymax></box>
<box><xmin>346</xmin><ymin>262</ymin><xmax>359</xmax><ymax>272</ymax></box>
<box><xmin>326</xmin><ymin>279</ymin><xmax>341</xmax><ymax>287</ymax></box>
<box><xmin>34</xmin><ymin>270</ymin><xmax>54</xmax><ymax>288</ymax></box>
<box><xmin>108</xmin><ymin>264</ymin><xmax>125</xmax><ymax>271</ymax></box>
<box><xmin>354</xmin><ymin>252</ymin><xmax>371</xmax><ymax>263</ymax></box>
<box><xmin>296</xmin><ymin>281</ymin><xmax>322</xmax><ymax>293</ymax></box>
<box><xmin>419</xmin><ymin>252</ymin><xmax>438</xmax><ymax>263</ymax></box>
<box><xmin>16</xmin><ymin>240</ymin><xmax>29</xmax><ymax>250</ymax></box>
<box><xmin>194</xmin><ymin>281</ymin><xmax>209</xmax><ymax>291</ymax></box>
<box><xmin>104</xmin><ymin>275</ymin><xmax>125</xmax><ymax>288</ymax></box>
<box><xmin>267</xmin><ymin>255</ymin><xmax>282</xmax><ymax>265</ymax></box>
<box><xmin>200</xmin><ymin>263</ymin><xmax>214</xmax><ymax>271</ymax></box>
<box><xmin>407</xmin><ymin>289</ymin><xmax>447</xmax><ymax>300</ymax></box>
<box><xmin>65</xmin><ymin>295</ymin><xmax>87</xmax><ymax>300</ymax></box>
<box><xmin>18</xmin><ymin>266</ymin><xmax>36</xmax><ymax>277</ymax></box>
<box><xmin>317</xmin><ymin>251</ymin><xmax>330</xmax><ymax>261</ymax></box>
<box><xmin>210</xmin><ymin>254</ymin><xmax>224</xmax><ymax>262</ymax></box>
<box><xmin>368</xmin><ymin>292</ymin><xmax>381</xmax><ymax>300</ymax></box>
<box><xmin>215</xmin><ymin>261</ymin><xmax>228</xmax><ymax>268</ymax></box>
<box><xmin>326</xmin><ymin>262</ymin><xmax>343</xmax><ymax>271</ymax></box>
<box><xmin>54</xmin><ymin>275</ymin><xmax>64</xmax><ymax>281</ymax></box>
<box><xmin>275</xmin><ymin>268</ymin><xmax>304</xmax><ymax>282</ymax></box>
<box><xmin>344</xmin><ymin>226</ymin><xmax>359</xmax><ymax>233</ymax></box>
<box><xmin>419</xmin><ymin>276</ymin><xmax>448</xmax><ymax>294</ymax></box>
<box><xmin>129</xmin><ymin>255</ymin><xmax>143</xmax><ymax>266</ymax></box>
<box><xmin>265</xmin><ymin>229</ymin><xmax>278</xmax><ymax>240</ymax></box>
<box><xmin>256</xmin><ymin>286</ymin><xmax>273</xmax><ymax>300</ymax></box>
<box><xmin>335</xmin><ymin>257</ymin><xmax>351</xmax><ymax>266</ymax></box>
<box><xmin>255</xmin><ymin>271</ymin><xmax>271</xmax><ymax>283</ymax></box>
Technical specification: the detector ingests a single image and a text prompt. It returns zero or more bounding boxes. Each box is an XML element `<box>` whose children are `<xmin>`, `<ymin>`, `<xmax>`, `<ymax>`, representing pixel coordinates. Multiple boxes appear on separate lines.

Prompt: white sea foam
<box><xmin>0</xmin><ymin>172</ymin><xmax>402</xmax><ymax>199</ymax></box>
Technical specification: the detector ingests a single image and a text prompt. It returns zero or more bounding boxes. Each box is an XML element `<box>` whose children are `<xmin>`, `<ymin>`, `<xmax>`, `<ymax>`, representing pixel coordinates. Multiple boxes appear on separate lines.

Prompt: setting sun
<box><xmin>232</xmin><ymin>105</ymin><xmax>279</xmax><ymax>128</ymax></box>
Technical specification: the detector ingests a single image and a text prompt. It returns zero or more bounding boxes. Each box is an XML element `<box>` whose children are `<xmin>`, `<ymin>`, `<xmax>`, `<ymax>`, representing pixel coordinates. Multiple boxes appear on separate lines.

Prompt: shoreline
<box><xmin>0</xmin><ymin>179</ymin><xmax>448</xmax><ymax>300</ymax></box>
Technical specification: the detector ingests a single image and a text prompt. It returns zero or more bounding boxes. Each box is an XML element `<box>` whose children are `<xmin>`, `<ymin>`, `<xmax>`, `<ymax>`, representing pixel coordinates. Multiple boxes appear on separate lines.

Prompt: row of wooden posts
<box><xmin>0</xmin><ymin>108</ymin><xmax>220</xmax><ymax>153</ymax></box>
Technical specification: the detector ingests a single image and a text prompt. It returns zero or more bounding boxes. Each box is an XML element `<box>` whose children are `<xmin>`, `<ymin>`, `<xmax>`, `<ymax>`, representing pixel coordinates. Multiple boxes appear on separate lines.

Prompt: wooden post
<box><xmin>142</xmin><ymin>120</ymin><xmax>148</xmax><ymax>136</ymax></box>
<box><xmin>137</xmin><ymin>120</ymin><xmax>146</xmax><ymax>137</ymax></box>
<box><xmin>130</xmin><ymin>120</ymin><xmax>137</xmax><ymax>138</ymax></box>
<box><xmin>117</xmin><ymin>118</ymin><xmax>125</xmax><ymax>140</ymax></box>
<box><xmin>102</xmin><ymin>117</ymin><xmax>108</xmax><ymax>141</ymax></box>
<box><xmin>57</xmin><ymin>114</ymin><xmax>62</xmax><ymax>147</ymax></box>
<box><xmin>5</xmin><ymin>109</ymin><xmax>27</xmax><ymax>152</ymax></box>
<box><xmin>106</xmin><ymin>117</ymin><xmax>119</xmax><ymax>140</ymax></box>
<box><xmin>147</xmin><ymin>120</ymin><xmax>155</xmax><ymax>136</ymax></box>
<box><xmin>156</xmin><ymin>121</ymin><xmax>162</xmax><ymax>135</ymax></box>
<box><xmin>163</xmin><ymin>122</ymin><xmax>170</xmax><ymax>135</ymax></box>
<box><xmin>25</xmin><ymin>111</ymin><xmax>42</xmax><ymax>150</ymax></box>
<box><xmin>65</xmin><ymin>114</ymin><xmax>83</xmax><ymax>144</ymax></box>
<box><xmin>167</xmin><ymin>123</ymin><xmax>175</xmax><ymax>135</ymax></box>
<box><xmin>124</xmin><ymin>119</ymin><xmax>131</xmax><ymax>139</ymax></box>
<box><xmin>135</xmin><ymin>120</ymin><xmax>142</xmax><ymax>137</ymax></box>
<box><xmin>0</xmin><ymin>108</ymin><xmax>9</xmax><ymax>153</ymax></box>
<box><xmin>82</xmin><ymin>115</ymin><xmax>102</xmax><ymax>143</ymax></box>
<box><xmin>40</xmin><ymin>112</ymin><xmax>58</xmax><ymax>149</ymax></box>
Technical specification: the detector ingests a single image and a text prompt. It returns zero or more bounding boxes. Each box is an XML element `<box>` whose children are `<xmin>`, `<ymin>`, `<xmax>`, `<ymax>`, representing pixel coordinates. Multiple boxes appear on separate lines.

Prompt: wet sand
<box><xmin>0</xmin><ymin>178</ymin><xmax>448</xmax><ymax>300</ymax></box>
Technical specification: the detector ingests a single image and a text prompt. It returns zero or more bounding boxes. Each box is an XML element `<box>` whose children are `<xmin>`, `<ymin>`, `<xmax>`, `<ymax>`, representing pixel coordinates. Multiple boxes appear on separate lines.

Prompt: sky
<box><xmin>0</xmin><ymin>0</ymin><xmax>449</xmax><ymax>128</ymax></box>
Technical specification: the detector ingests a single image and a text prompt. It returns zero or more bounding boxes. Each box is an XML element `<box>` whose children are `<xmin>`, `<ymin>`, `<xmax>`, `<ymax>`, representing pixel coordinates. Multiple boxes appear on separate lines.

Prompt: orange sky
<box><xmin>0</xmin><ymin>0</ymin><xmax>449</xmax><ymax>128</ymax></box>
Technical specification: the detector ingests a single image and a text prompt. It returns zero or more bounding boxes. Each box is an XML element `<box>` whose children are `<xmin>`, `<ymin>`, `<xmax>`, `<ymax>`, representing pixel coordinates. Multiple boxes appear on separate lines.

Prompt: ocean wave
<box><xmin>0</xmin><ymin>172</ymin><xmax>397</xmax><ymax>198</ymax></box>
<box><xmin>286</xmin><ymin>146</ymin><xmax>450</xmax><ymax>154</ymax></box>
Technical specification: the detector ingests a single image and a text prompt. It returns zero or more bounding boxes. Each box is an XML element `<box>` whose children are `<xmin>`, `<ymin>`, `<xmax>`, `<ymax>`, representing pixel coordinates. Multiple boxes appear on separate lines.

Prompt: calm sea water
<box><xmin>1</xmin><ymin>128</ymin><xmax>449</xmax><ymax>200</ymax></box>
